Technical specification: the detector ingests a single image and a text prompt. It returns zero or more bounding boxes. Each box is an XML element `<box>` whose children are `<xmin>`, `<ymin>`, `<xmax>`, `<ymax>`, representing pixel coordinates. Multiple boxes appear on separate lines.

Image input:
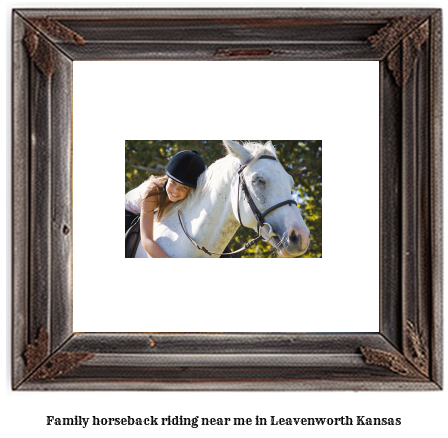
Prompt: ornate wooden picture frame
<box><xmin>12</xmin><ymin>8</ymin><xmax>442</xmax><ymax>390</ymax></box>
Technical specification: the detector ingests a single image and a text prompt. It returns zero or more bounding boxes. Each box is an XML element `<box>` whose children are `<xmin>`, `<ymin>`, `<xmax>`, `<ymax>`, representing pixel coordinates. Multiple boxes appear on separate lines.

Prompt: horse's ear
<box><xmin>223</xmin><ymin>140</ymin><xmax>251</xmax><ymax>162</ymax></box>
<box><xmin>264</xmin><ymin>141</ymin><xmax>276</xmax><ymax>156</ymax></box>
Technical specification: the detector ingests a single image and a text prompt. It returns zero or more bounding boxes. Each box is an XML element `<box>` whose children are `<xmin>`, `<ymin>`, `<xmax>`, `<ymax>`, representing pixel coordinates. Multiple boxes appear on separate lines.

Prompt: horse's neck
<box><xmin>180</xmin><ymin>178</ymin><xmax>240</xmax><ymax>255</ymax></box>
<box><xmin>137</xmin><ymin>166</ymin><xmax>243</xmax><ymax>258</ymax></box>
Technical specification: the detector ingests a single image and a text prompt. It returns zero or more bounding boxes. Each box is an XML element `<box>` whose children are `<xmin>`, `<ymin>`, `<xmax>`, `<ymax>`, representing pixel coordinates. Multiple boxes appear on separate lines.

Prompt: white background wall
<box><xmin>73</xmin><ymin>60</ymin><xmax>379</xmax><ymax>333</ymax></box>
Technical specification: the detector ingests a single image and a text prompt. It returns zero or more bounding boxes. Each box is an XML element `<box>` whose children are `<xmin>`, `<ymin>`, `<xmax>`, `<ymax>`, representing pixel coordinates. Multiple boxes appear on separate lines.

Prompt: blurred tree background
<box><xmin>125</xmin><ymin>140</ymin><xmax>322</xmax><ymax>258</ymax></box>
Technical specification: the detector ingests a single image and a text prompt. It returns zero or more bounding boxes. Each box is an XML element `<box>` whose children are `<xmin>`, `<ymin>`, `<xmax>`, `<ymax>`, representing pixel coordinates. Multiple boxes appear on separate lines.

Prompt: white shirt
<box><xmin>125</xmin><ymin>179</ymin><xmax>155</xmax><ymax>215</ymax></box>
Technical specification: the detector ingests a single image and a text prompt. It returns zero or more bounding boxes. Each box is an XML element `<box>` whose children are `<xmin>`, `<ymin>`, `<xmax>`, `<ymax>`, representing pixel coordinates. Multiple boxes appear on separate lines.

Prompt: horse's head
<box><xmin>224</xmin><ymin>140</ymin><xmax>311</xmax><ymax>258</ymax></box>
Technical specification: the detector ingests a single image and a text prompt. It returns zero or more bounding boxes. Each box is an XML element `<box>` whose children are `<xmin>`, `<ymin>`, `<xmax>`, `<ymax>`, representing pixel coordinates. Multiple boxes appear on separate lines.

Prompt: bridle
<box><xmin>178</xmin><ymin>154</ymin><xmax>297</xmax><ymax>256</ymax></box>
<box><xmin>237</xmin><ymin>154</ymin><xmax>297</xmax><ymax>242</ymax></box>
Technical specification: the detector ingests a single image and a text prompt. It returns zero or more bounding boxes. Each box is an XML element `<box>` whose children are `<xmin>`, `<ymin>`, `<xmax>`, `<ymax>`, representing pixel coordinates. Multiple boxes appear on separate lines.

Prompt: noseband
<box><xmin>178</xmin><ymin>154</ymin><xmax>297</xmax><ymax>256</ymax></box>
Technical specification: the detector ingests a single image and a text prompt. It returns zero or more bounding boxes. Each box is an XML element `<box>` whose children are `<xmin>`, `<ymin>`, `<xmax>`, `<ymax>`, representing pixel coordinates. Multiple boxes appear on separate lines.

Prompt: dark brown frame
<box><xmin>12</xmin><ymin>8</ymin><xmax>442</xmax><ymax>390</ymax></box>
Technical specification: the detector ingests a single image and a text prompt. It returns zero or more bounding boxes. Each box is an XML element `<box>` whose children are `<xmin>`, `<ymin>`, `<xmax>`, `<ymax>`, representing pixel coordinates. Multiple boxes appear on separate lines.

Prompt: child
<box><xmin>125</xmin><ymin>150</ymin><xmax>206</xmax><ymax>258</ymax></box>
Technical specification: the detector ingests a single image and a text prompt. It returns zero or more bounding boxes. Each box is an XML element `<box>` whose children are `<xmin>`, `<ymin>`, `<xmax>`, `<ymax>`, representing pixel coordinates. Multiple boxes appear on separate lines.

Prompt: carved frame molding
<box><xmin>12</xmin><ymin>8</ymin><xmax>442</xmax><ymax>390</ymax></box>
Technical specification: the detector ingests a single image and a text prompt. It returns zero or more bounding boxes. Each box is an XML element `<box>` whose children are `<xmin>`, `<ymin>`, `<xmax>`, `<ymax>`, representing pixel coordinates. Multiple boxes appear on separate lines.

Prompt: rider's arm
<box><xmin>139</xmin><ymin>192</ymin><xmax>172</xmax><ymax>258</ymax></box>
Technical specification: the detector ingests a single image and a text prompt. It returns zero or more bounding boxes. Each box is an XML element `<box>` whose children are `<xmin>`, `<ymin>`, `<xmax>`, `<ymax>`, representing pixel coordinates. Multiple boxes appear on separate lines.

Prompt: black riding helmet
<box><xmin>165</xmin><ymin>150</ymin><xmax>206</xmax><ymax>188</ymax></box>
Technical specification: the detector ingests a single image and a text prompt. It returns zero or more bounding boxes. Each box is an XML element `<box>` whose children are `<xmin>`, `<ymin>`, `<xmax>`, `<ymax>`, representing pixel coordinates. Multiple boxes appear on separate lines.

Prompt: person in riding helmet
<box><xmin>125</xmin><ymin>150</ymin><xmax>206</xmax><ymax>258</ymax></box>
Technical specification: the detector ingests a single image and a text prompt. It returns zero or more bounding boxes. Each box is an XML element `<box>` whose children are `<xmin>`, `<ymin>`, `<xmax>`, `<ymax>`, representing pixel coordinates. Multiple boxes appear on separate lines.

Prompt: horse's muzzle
<box><xmin>275</xmin><ymin>227</ymin><xmax>311</xmax><ymax>257</ymax></box>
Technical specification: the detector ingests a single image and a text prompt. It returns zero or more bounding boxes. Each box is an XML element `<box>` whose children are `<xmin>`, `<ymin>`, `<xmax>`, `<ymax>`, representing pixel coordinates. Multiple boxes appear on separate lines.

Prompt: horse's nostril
<box><xmin>289</xmin><ymin>230</ymin><xmax>300</xmax><ymax>245</ymax></box>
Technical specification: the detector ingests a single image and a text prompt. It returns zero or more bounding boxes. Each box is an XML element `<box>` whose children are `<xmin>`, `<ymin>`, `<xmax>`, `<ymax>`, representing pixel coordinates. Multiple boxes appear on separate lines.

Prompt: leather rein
<box><xmin>178</xmin><ymin>154</ymin><xmax>297</xmax><ymax>256</ymax></box>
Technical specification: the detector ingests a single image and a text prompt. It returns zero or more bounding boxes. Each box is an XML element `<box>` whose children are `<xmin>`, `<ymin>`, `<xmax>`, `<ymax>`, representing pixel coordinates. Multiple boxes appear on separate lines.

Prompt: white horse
<box><xmin>134</xmin><ymin>140</ymin><xmax>310</xmax><ymax>258</ymax></box>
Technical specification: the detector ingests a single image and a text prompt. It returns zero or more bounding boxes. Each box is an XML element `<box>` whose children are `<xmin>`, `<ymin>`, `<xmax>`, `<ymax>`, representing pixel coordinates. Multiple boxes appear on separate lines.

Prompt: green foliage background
<box><xmin>125</xmin><ymin>140</ymin><xmax>322</xmax><ymax>258</ymax></box>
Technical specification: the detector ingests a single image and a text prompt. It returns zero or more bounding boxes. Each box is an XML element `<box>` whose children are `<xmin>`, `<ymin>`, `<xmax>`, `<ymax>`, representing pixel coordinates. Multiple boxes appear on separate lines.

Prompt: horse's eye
<box><xmin>253</xmin><ymin>177</ymin><xmax>266</xmax><ymax>186</ymax></box>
